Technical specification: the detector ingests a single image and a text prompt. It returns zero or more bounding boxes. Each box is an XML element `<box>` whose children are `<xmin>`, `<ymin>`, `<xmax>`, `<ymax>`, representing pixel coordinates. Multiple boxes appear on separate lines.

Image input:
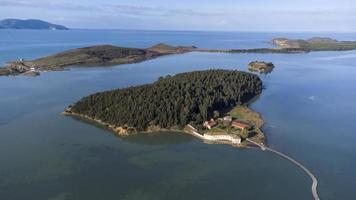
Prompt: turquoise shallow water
<box><xmin>0</xmin><ymin>30</ymin><xmax>356</xmax><ymax>200</ymax></box>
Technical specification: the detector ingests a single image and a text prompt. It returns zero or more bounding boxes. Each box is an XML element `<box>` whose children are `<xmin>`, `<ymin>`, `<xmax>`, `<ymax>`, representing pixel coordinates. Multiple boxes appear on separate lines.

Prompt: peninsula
<box><xmin>0</xmin><ymin>43</ymin><xmax>196</xmax><ymax>76</ymax></box>
<box><xmin>63</xmin><ymin>69</ymin><xmax>265</xmax><ymax>147</ymax></box>
<box><xmin>0</xmin><ymin>19</ymin><xmax>69</xmax><ymax>30</ymax></box>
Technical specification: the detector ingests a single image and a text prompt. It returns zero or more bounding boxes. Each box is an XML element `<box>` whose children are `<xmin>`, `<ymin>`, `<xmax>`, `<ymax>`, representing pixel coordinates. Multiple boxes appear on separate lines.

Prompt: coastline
<box><xmin>0</xmin><ymin>44</ymin><xmax>196</xmax><ymax>77</ymax></box>
<box><xmin>62</xmin><ymin>105</ymin><xmax>267</xmax><ymax>149</ymax></box>
<box><xmin>3</xmin><ymin>36</ymin><xmax>356</xmax><ymax>77</ymax></box>
<box><xmin>62</xmin><ymin>108</ymin><xmax>187</xmax><ymax>136</ymax></box>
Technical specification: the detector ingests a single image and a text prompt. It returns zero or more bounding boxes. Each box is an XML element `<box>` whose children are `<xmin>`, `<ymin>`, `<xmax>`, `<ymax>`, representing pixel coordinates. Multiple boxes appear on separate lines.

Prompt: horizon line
<box><xmin>3</xmin><ymin>27</ymin><xmax>356</xmax><ymax>34</ymax></box>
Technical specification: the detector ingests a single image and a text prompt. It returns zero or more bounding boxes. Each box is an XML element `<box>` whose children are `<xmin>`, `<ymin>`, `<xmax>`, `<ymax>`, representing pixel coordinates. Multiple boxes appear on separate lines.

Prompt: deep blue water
<box><xmin>0</xmin><ymin>29</ymin><xmax>356</xmax><ymax>200</ymax></box>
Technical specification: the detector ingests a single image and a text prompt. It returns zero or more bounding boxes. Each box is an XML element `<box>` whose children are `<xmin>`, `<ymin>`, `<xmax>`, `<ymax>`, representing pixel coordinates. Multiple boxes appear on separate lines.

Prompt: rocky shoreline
<box><xmin>0</xmin><ymin>61</ymin><xmax>40</xmax><ymax>76</ymax></box>
<box><xmin>62</xmin><ymin>108</ymin><xmax>187</xmax><ymax>136</ymax></box>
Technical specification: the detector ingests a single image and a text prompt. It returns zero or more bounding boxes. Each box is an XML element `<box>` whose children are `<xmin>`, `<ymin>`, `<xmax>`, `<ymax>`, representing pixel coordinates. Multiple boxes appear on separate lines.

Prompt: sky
<box><xmin>0</xmin><ymin>0</ymin><xmax>355</xmax><ymax>32</ymax></box>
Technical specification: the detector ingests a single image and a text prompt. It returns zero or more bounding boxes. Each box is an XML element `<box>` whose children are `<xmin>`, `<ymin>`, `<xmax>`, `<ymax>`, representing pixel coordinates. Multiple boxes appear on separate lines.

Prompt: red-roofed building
<box><xmin>232</xmin><ymin>120</ymin><xmax>251</xmax><ymax>130</ymax></box>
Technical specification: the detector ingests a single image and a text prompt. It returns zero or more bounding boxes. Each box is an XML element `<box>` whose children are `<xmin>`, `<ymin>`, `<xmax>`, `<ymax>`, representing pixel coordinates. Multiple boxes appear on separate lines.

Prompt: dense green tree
<box><xmin>240</xmin><ymin>129</ymin><xmax>249</xmax><ymax>139</ymax></box>
<box><xmin>71</xmin><ymin>69</ymin><xmax>262</xmax><ymax>131</ymax></box>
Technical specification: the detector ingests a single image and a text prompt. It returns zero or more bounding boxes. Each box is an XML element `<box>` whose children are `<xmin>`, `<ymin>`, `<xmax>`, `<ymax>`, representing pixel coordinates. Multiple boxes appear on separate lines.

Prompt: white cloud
<box><xmin>0</xmin><ymin>1</ymin><xmax>356</xmax><ymax>31</ymax></box>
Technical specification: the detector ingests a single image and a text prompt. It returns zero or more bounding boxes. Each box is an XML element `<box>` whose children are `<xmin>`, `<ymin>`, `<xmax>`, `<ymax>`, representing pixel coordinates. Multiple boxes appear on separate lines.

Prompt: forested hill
<box><xmin>70</xmin><ymin>70</ymin><xmax>263</xmax><ymax>131</ymax></box>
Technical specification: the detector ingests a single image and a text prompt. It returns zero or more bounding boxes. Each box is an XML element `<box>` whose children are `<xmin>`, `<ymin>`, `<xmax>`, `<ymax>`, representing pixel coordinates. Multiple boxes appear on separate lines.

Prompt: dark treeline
<box><xmin>71</xmin><ymin>70</ymin><xmax>262</xmax><ymax>130</ymax></box>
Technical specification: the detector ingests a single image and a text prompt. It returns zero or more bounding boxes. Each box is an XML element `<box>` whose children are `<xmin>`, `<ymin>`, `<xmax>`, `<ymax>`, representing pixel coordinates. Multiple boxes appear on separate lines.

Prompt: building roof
<box><xmin>232</xmin><ymin>120</ymin><xmax>251</xmax><ymax>129</ymax></box>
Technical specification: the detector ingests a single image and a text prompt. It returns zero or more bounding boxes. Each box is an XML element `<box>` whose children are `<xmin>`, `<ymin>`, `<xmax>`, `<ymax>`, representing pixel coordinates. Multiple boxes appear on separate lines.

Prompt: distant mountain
<box><xmin>0</xmin><ymin>19</ymin><xmax>69</xmax><ymax>30</ymax></box>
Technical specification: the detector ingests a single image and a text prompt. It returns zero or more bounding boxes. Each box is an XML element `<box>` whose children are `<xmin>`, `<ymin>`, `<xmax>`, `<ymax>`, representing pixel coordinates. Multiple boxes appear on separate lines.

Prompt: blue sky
<box><xmin>0</xmin><ymin>0</ymin><xmax>355</xmax><ymax>32</ymax></box>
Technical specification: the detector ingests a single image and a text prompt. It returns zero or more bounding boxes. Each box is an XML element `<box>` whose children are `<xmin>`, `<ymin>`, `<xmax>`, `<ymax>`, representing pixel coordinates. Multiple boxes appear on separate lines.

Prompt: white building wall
<box><xmin>204</xmin><ymin>134</ymin><xmax>241</xmax><ymax>144</ymax></box>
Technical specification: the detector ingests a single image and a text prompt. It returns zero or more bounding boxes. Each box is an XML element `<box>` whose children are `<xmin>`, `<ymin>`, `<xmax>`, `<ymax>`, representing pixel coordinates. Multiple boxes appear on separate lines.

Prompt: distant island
<box><xmin>0</xmin><ymin>43</ymin><xmax>196</xmax><ymax>76</ymax></box>
<box><xmin>248</xmin><ymin>61</ymin><xmax>275</xmax><ymax>74</ymax></box>
<box><xmin>272</xmin><ymin>37</ymin><xmax>356</xmax><ymax>51</ymax></box>
<box><xmin>0</xmin><ymin>19</ymin><xmax>69</xmax><ymax>30</ymax></box>
<box><xmin>200</xmin><ymin>47</ymin><xmax>308</xmax><ymax>54</ymax></box>
<box><xmin>63</xmin><ymin>69</ymin><xmax>265</xmax><ymax>147</ymax></box>
<box><xmin>200</xmin><ymin>37</ymin><xmax>356</xmax><ymax>54</ymax></box>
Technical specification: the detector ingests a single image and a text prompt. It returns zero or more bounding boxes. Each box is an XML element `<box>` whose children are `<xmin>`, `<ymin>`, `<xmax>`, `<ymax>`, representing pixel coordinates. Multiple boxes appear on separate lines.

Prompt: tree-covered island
<box><xmin>63</xmin><ymin>69</ymin><xmax>265</xmax><ymax>147</ymax></box>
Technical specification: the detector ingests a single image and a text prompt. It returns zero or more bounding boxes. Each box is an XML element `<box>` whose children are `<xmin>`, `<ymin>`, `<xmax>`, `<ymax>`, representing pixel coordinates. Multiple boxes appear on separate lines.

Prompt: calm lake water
<box><xmin>0</xmin><ymin>30</ymin><xmax>356</xmax><ymax>200</ymax></box>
